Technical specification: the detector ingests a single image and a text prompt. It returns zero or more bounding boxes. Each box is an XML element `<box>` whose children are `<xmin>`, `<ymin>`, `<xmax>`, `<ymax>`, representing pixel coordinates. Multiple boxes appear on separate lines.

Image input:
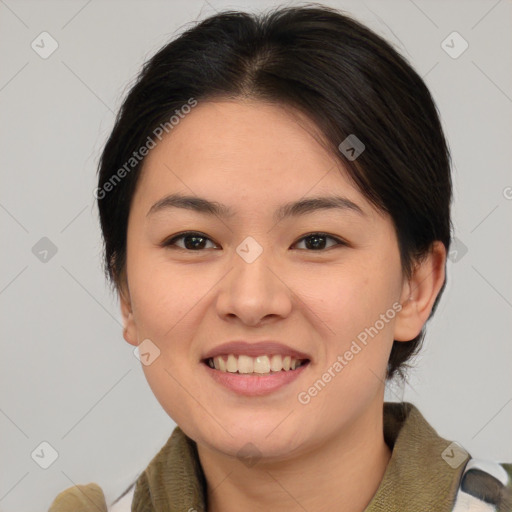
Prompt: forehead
<box><xmin>134</xmin><ymin>99</ymin><xmax>371</xmax><ymax>215</ymax></box>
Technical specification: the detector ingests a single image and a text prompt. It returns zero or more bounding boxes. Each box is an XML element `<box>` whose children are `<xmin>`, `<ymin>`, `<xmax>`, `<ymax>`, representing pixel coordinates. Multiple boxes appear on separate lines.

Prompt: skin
<box><xmin>120</xmin><ymin>99</ymin><xmax>446</xmax><ymax>511</ymax></box>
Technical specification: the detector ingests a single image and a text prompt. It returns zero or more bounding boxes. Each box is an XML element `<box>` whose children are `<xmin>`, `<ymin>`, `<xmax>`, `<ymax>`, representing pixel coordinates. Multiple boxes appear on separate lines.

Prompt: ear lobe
<box><xmin>393</xmin><ymin>241</ymin><xmax>447</xmax><ymax>342</ymax></box>
<box><xmin>119</xmin><ymin>280</ymin><xmax>138</xmax><ymax>347</ymax></box>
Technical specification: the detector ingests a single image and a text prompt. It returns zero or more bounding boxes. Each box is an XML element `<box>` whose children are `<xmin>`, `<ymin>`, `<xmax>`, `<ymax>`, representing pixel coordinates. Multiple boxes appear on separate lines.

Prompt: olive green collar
<box><xmin>365</xmin><ymin>402</ymin><xmax>468</xmax><ymax>510</ymax></box>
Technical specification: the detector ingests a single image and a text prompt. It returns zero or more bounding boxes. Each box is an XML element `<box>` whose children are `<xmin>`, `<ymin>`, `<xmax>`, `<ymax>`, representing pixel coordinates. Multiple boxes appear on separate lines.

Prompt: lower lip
<box><xmin>203</xmin><ymin>361</ymin><xmax>309</xmax><ymax>396</ymax></box>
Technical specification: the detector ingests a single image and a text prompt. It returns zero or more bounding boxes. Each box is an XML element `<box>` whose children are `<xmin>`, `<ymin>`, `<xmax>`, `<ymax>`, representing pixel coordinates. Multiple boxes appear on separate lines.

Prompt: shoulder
<box><xmin>47</xmin><ymin>483</ymin><xmax>108</xmax><ymax>511</ymax></box>
<box><xmin>452</xmin><ymin>458</ymin><xmax>512</xmax><ymax>511</ymax></box>
<box><xmin>47</xmin><ymin>481</ymin><xmax>137</xmax><ymax>512</ymax></box>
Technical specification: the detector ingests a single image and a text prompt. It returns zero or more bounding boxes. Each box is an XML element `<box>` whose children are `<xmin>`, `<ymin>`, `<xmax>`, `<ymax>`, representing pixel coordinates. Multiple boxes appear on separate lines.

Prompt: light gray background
<box><xmin>1</xmin><ymin>0</ymin><xmax>511</xmax><ymax>510</ymax></box>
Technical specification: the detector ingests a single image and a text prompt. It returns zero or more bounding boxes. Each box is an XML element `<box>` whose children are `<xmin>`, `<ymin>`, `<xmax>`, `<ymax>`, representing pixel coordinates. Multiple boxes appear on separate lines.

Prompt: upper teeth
<box><xmin>208</xmin><ymin>354</ymin><xmax>306</xmax><ymax>374</ymax></box>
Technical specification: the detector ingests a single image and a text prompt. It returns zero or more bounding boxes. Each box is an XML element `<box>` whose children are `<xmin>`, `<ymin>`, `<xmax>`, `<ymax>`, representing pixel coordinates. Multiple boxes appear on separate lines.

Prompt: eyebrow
<box><xmin>146</xmin><ymin>193</ymin><xmax>365</xmax><ymax>222</ymax></box>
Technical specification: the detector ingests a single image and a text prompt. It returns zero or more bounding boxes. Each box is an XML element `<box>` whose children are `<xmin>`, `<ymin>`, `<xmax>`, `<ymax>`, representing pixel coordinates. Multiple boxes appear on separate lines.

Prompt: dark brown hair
<box><xmin>96</xmin><ymin>3</ymin><xmax>452</xmax><ymax>381</ymax></box>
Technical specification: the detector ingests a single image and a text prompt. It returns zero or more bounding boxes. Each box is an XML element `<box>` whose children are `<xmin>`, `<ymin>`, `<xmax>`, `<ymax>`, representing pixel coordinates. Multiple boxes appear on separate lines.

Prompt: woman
<box><xmin>49</xmin><ymin>4</ymin><xmax>512</xmax><ymax>511</ymax></box>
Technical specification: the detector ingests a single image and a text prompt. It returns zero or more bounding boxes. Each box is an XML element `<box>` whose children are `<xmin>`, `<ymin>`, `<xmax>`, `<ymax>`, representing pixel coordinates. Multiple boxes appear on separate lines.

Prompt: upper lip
<box><xmin>202</xmin><ymin>341</ymin><xmax>312</xmax><ymax>361</ymax></box>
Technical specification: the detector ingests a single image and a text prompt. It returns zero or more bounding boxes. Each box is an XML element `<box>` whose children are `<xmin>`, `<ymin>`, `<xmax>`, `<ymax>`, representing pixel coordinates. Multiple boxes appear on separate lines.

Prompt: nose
<box><xmin>215</xmin><ymin>243</ymin><xmax>293</xmax><ymax>327</ymax></box>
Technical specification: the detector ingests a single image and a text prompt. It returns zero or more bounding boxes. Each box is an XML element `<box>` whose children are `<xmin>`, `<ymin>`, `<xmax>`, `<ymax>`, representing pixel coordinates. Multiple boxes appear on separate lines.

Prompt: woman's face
<box><xmin>120</xmin><ymin>99</ymin><xmax>410</xmax><ymax>461</ymax></box>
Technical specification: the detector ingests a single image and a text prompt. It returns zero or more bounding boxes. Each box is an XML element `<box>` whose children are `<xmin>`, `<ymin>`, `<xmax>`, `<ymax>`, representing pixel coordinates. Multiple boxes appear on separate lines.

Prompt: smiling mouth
<box><xmin>203</xmin><ymin>354</ymin><xmax>310</xmax><ymax>375</ymax></box>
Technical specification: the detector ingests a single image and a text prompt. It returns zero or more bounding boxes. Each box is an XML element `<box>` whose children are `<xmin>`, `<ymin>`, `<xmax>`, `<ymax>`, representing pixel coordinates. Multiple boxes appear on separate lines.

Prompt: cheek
<box><xmin>129</xmin><ymin>256</ymin><xmax>211</xmax><ymax>339</ymax></box>
<box><xmin>298</xmin><ymin>270</ymin><xmax>399</xmax><ymax>421</ymax></box>
<box><xmin>304</xmin><ymin>262</ymin><xmax>394</xmax><ymax>337</ymax></box>
<box><xmin>303</xmin><ymin>256</ymin><xmax>401</xmax><ymax>380</ymax></box>
<box><xmin>130</xmin><ymin>261</ymin><xmax>209</xmax><ymax>424</ymax></box>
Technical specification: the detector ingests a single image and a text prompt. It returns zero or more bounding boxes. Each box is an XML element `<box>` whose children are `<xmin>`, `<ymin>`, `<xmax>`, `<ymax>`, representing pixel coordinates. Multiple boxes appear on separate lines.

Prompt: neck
<box><xmin>197</xmin><ymin>396</ymin><xmax>392</xmax><ymax>512</ymax></box>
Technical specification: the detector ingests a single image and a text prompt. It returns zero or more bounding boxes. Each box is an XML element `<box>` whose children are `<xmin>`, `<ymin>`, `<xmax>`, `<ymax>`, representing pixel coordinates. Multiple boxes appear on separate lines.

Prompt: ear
<box><xmin>394</xmin><ymin>241</ymin><xmax>447</xmax><ymax>342</ymax></box>
<box><xmin>118</xmin><ymin>277</ymin><xmax>138</xmax><ymax>347</ymax></box>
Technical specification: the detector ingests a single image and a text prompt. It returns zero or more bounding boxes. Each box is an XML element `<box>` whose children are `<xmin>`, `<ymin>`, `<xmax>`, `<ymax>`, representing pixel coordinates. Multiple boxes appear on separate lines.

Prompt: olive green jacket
<box><xmin>48</xmin><ymin>402</ymin><xmax>512</xmax><ymax>511</ymax></box>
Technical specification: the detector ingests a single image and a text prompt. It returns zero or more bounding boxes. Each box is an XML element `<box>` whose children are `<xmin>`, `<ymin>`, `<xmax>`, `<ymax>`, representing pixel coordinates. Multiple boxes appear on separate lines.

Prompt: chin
<box><xmin>192</xmin><ymin>420</ymin><xmax>310</xmax><ymax>462</ymax></box>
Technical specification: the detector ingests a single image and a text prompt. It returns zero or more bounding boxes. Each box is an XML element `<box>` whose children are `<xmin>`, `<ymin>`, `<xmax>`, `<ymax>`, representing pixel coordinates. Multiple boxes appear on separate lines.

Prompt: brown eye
<box><xmin>163</xmin><ymin>231</ymin><xmax>345</xmax><ymax>251</ymax></box>
<box><xmin>164</xmin><ymin>231</ymin><xmax>218</xmax><ymax>250</ymax></box>
<box><xmin>293</xmin><ymin>233</ymin><xmax>345</xmax><ymax>251</ymax></box>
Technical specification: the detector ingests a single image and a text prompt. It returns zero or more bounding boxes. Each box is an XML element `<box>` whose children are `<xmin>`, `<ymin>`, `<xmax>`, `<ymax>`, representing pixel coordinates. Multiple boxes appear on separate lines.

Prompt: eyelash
<box><xmin>162</xmin><ymin>231</ymin><xmax>347</xmax><ymax>252</ymax></box>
